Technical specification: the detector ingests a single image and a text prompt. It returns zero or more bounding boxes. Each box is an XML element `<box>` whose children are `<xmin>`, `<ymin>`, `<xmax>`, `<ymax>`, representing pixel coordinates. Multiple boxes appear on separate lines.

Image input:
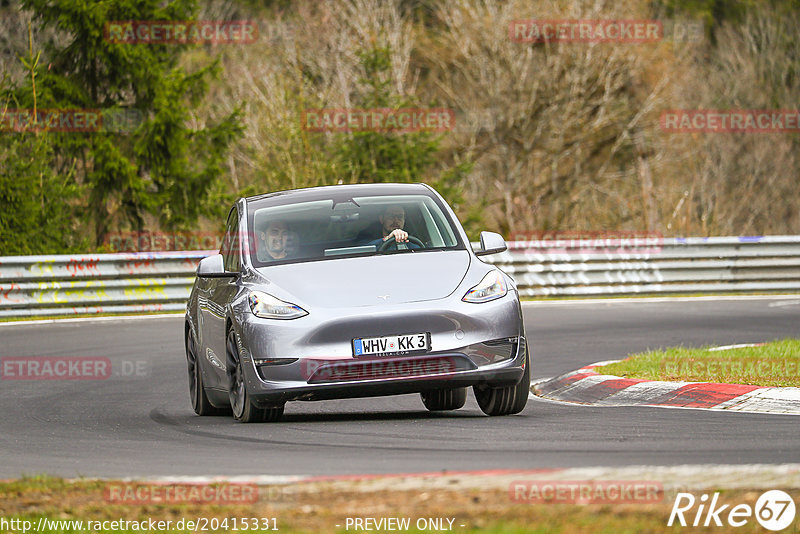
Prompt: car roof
<box><xmin>244</xmin><ymin>183</ymin><xmax>434</xmax><ymax>205</ymax></box>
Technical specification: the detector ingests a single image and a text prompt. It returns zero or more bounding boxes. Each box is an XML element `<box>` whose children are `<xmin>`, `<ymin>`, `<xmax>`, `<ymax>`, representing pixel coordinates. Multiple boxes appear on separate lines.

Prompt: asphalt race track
<box><xmin>0</xmin><ymin>297</ymin><xmax>798</xmax><ymax>478</ymax></box>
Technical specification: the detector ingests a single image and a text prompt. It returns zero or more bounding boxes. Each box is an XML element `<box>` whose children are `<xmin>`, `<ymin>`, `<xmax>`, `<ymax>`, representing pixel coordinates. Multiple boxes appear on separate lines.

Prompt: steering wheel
<box><xmin>377</xmin><ymin>235</ymin><xmax>425</xmax><ymax>252</ymax></box>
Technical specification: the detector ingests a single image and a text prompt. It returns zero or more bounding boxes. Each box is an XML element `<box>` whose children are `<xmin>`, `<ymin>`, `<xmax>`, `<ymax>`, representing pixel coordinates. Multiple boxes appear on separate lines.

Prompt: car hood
<box><xmin>254</xmin><ymin>250</ymin><xmax>472</xmax><ymax>308</ymax></box>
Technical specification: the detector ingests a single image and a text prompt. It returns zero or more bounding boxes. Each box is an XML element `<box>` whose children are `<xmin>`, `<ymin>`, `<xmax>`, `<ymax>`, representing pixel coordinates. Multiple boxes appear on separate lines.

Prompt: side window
<box><xmin>220</xmin><ymin>208</ymin><xmax>240</xmax><ymax>273</ymax></box>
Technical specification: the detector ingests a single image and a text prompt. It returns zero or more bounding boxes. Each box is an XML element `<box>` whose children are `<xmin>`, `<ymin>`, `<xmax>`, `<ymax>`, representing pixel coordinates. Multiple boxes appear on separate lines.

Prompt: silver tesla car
<box><xmin>184</xmin><ymin>183</ymin><xmax>529</xmax><ymax>422</ymax></box>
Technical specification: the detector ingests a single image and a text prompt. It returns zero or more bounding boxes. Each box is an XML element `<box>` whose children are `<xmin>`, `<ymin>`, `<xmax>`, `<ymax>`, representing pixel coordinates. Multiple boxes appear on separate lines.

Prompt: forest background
<box><xmin>1</xmin><ymin>0</ymin><xmax>798</xmax><ymax>254</ymax></box>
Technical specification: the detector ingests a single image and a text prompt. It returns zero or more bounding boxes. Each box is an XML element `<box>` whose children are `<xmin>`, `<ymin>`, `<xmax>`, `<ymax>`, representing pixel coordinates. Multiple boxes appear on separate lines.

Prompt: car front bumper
<box><xmin>246</xmin><ymin>341</ymin><xmax>527</xmax><ymax>406</ymax></box>
<box><xmin>233</xmin><ymin>292</ymin><xmax>528</xmax><ymax>405</ymax></box>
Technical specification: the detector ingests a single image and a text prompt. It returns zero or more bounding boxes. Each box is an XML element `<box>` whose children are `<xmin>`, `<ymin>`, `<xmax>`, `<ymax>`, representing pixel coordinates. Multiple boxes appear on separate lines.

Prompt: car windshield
<box><xmin>247</xmin><ymin>193</ymin><xmax>463</xmax><ymax>266</ymax></box>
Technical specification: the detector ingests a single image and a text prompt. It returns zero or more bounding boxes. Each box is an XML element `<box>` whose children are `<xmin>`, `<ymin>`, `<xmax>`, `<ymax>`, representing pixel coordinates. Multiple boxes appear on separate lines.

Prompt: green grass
<box><xmin>2</xmin><ymin>475</ymin><xmax>797</xmax><ymax>533</ymax></box>
<box><xmin>598</xmin><ymin>338</ymin><xmax>800</xmax><ymax>387</ymax></box>
<box><xmin>0</xmin><ymin>475</ymin><xmax>767</xmax><ymax>534</ymax></box>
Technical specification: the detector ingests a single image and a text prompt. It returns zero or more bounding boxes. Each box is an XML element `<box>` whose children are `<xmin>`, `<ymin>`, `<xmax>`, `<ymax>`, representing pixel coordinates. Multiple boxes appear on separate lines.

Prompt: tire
<box><xmin>226</xmin><ymin>328</ymin><xmax>284</xmax><ymax>423</ymax></box>
<box><xmin>186</xmin><ymin>332</ymin><xmax>228</xmax><ymax>416</ymax></box>
<box><xmin>474</xmin><ymin>343</ymin><xmax>530</xmax><ymax>416</ymax></box>
<box><xmin>420</xmin><ymin>387</ymin><xmax>467</xmax><ymax>411</ymax></box>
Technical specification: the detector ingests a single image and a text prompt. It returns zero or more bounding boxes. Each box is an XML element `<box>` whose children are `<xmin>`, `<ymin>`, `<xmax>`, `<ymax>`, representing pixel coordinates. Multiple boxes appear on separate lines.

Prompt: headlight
<box><xmin>248</xmin><ymin>291</ymin><xmax>307</xmax><ymax>319</ymax></box>
<box><xmin>462</xmin><ymin>270</ymin><xmax>508</xmax><ymax>303</ymax></box>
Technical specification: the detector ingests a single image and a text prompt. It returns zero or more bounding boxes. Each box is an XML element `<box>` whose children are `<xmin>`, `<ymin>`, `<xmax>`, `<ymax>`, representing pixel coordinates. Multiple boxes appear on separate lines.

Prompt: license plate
<box><xmin>353</xmin><ymin>332</ymin><xmax>430</xmax><ymax>356</ymax></box>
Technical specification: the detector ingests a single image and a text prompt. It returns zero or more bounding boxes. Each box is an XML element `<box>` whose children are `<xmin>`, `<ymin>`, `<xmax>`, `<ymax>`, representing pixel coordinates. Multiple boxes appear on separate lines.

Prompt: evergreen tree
<box><xmin>5</xmin><ymin>0</ymin><xmax>242</xmax><ymax>247</ymax></box>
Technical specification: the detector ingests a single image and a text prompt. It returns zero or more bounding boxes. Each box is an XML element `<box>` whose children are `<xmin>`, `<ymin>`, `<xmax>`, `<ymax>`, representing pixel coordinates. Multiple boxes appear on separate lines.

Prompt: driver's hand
<box><xmin>384</xmin><ymin>229</ymin><xmax>408</xmax><ymax>243</ymax></box>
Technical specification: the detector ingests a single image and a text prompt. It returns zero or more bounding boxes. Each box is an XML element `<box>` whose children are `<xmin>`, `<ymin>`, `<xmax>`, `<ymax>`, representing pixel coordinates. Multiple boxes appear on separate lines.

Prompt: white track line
<box><xmin>523</xmin><ymin>294</ymin><xmax>800</xmax><ymax>306</ymax></box>
<box><xmin>708</xmin><ymin>343</ymin><xmax>765</xmax><ymax>351</ymax></box>
<box><xmin>69</xmin><ymin>464</ymin><xmax>800</xmax><ymax>489</ymax></box>
<box><xmin>768</xmin><ymin>299</ymin><xmax>800</xmax><ymax>307</ymax></box>
<box><xmin>2</xmin><ymin>295</ymin><xmax>796</xmax><ymax>325</ymax></box>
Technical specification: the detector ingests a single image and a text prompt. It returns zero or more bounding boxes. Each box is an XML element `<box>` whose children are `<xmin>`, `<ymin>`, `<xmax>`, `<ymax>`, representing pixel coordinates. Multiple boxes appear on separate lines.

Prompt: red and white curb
<box><xmin>534</xmin><ymin>361</ymin><xmax>800</xmax><ymax>415</ymax></box>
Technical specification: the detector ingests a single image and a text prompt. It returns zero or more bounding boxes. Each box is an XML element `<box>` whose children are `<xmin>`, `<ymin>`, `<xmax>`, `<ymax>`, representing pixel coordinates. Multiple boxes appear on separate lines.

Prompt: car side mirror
<box><xmin>476</xmin><ymin>231</ymin><xmax>507</xmax><ymax>256</ymax></box>
<box><xmin>197</xmin><ymin>254</ymin><xmax>237</xmax><ymax>278</ymax></box>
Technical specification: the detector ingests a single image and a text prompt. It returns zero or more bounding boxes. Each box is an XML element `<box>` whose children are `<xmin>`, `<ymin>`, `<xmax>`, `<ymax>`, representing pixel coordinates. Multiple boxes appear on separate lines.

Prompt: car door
<box><xmin>198</xmin><ymin>206</ymin><xmax>242</xmax><ymax>390</ymax></box>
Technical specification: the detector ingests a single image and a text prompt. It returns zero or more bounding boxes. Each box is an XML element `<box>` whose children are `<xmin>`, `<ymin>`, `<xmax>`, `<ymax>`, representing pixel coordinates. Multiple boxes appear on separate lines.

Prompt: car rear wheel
<box><xmin>186</xmin><ymin>332</ymin><xmax>228</xmax><ymax>416</ymax></box>
<box><xmin>226</xmin><ymin>329</ymin><xmax>284</xmax><ymax>423</ymax></box>
<box><xmin>474</xmin><ymin>343</ymin><xmax>530</xmax><ymax>416</ymax></box>
<box><xmin>420</xmin><ymin>387</ymin><xmax>467</xmax><ymax>411</ymax></box>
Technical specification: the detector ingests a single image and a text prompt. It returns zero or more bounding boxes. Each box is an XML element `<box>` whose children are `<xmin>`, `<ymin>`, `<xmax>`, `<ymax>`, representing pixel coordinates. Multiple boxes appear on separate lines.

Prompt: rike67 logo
<box><xmin>668</xmin><ymin>490</ymin><xmax>796</xmax><ymax>531</ymax></box>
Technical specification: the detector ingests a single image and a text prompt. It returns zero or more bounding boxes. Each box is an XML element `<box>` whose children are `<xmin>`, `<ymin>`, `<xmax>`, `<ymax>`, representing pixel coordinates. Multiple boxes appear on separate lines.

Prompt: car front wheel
<box><xmin>226</xmin><ymin>328</ymin><xmax>284</xmax><ymax>423</ymax></box>
<box><xmin>473</xmin><ymin>343</ymin><xmax>530</xmax><ymax>416</ymax></box>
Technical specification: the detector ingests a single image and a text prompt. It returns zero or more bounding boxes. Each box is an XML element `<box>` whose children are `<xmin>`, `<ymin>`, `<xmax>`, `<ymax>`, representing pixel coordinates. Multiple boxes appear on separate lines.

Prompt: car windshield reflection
<box><xmin>247</xmin><ymin>193</ymin><xmax>463</xmax><ymax>266</ymax></box>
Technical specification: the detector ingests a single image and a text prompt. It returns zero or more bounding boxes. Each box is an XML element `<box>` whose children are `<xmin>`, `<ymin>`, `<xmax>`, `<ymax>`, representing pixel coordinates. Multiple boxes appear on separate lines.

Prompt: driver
<box><xmin>258</xmin><ymin>220</ymin><xmax>295</xmax><ymax>261</ymax></box>
<box><xmin>362</xmin><ymin>205</ymin><xmax>420</xmax><ymax>250</ymax></box>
